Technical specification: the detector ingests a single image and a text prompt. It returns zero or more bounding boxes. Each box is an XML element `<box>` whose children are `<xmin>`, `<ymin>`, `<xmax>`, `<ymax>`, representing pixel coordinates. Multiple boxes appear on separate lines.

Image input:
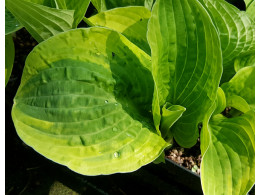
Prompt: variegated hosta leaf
<box><xmin>86</xmin><ymin>6</ymin><xmax>151</xmax><ymax>54</ymax></box>
<box><xmin>203</xmin><ymin>0</ymin><xmax>255</xmax><ymax>82</ymax></box>
<box><xmin>5</xmin><ymin>8</ymin><xmax>23</xmax><ymax>35</ymax></box>
<box><xmin>53</xmin><ymin>0</ymin><xmax>91</xmax><ymax>27</ymax></box>
<box><xmin>5</xmin><ymin>35</ymin><xmax>15</xmax><ymax>87</ymax></box>
<box><xmin>147</xmin><ymin>0</ymin><xmax>222</xmax><ymax>147</ymax></box>
<box><xmin>221</xmin><ymin>66</ymin><xmax>255</xmax><ymax>113</ymax></box>
<box><xmin>12</xmin><ymin>27</ymin><xmax>169</xmax><ymax>175</ymax></box>
<box><xmin>201</xmin><ymin>111</ymin><xmax>255</xmax><ymax>195</ymax></box>
<box><xmin>91</xmin><ymin>0</ymin><xmax>154</xmax><ymax>12</ymax></box>
<box><xmin>6</xmin><ymin>0</ymin><xmax>74</xmax><ymax>42</ymax></box>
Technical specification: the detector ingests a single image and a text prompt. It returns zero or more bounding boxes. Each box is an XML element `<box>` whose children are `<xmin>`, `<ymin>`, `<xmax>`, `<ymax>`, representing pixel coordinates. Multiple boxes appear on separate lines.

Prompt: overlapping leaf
<box><xmin>221</xmin><ymin>66</ymin><xmax>255</xmax><ymax>113</ymax></box>
<box><xmin>234</xmin><ymin>54</ymin><xmax>255</xmax><ymax>72</ymax></box>
<box><xmin>5</xmin><ymin>35</ymin><xmax>15</xmax><ymax>87</ymax></box>
<box><xmin>203</xmin><ymin>0</ymin><xmax>255</xmax><ymax>82</ymax></box>
<box><xmin>244</xmin><ymin>0</ymin><xmax>255</xmax><ymax>21</ymax></box>
<box><xmin>6</xmin><ymin>0</ymin><xmax>74</xmax><ymax>42</ymax></box>
<box><xmin>12</xmin><ymin>27</ymin><xmax>169</xmax><ymax>175</ymax></box>
<box><xmin>147</xmin><ymin>0</ymin><xmax>222</xmax><ymax>147</ymax></box>
<box><xmin>87</xmin><ymin>6</ymin><xmax>151</xmax><ymax>54</ymax></box>
<box><xmin>53</xmin><ymin>0</ymin><xmax>91</xmax><ymax>27</ymax></box>
<box><xmin>91</xmin><ymin>0</ymin><xmax>154</xmax><ymax>12</ymax></box>
<box><xmin>201</xmin><ymin>111</ymin><xmax>255</xmax><ymax>195</ymax></box>
<box><xmin>5</xmin><ymin>8</ymin><xmax>23</xmax><ymax>35</ymax></box>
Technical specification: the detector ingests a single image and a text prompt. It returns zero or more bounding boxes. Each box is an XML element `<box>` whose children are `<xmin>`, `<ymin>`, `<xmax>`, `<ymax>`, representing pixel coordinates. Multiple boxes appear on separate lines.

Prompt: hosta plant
<box><xmin>7</xmin><ymin>0</ymin><xmax>254</xmax><ymax>194</ymax></box>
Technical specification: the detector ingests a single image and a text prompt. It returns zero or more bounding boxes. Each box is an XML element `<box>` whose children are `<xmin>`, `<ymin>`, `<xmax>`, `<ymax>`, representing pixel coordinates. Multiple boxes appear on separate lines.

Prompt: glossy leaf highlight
<box><xmin>12</xmin><ymin>28</ymin><xmax>169</xmax><ymax>175</ymax></box>
<box><xmin>5</xmin><ymin>8</ymin><xmax>23</xmax><ymax>35</ymax></box>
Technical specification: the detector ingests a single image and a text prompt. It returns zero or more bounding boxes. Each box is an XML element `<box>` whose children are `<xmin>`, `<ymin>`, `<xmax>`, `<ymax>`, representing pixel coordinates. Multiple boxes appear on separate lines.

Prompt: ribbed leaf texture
<box><xmin>147</xmin><ymin>0</ymin><xmax>222</xmax><ymax>147</ymax></box>
<box><xmin>203</xmin><ymin>0</ymin><xmax>255</xmax><ymax>82</ymax></box>
<box><xmin>87</xmin><ymin>6</ymin><xmax>151</xmax><ymax>54</ymax></box>
<box><xmin>201</xmin><ymin>111</ymin><xmax>255</xmax><ymax>195</ymax></box>
<box><xmin>6</xmin><ymin>0</ymin><xmax>74</xmax><ymax>42</ymax></box>
<box><xmin>12</xmin><ymin>28</ymin><xmax>169</xmax><ymax>175</ymax></box>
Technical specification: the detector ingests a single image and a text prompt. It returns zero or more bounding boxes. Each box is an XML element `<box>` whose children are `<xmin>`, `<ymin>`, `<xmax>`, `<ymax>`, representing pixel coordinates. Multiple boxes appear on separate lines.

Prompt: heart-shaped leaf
<box><xmin>12</xmin><ymin>27</ymin><xmax>169</xmax><ymax>175</ymax></box>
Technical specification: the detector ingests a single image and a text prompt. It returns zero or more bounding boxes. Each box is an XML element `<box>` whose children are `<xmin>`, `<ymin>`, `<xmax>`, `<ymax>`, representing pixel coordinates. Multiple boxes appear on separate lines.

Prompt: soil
<box><xmin>166</xmin><ymin>139</ymin><xmax>202</xmax><ymax>175</ymax></box>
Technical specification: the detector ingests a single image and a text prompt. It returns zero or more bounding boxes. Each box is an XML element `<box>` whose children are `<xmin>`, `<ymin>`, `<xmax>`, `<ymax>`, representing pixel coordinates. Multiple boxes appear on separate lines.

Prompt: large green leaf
<box><xmin>91</xmin><ymin>0</ymin><xmax>154</xmax><ymax>12</ymax></box>
<box><xmin>86</xmin><ymin>6</ymin><xmax>151</xmax><ymax>54</ymax></box>
<box><xmin>12</xmin><ymin>27</ymin><xmax>169</xmax><ymax>175</ymax></box>
<box><xmin>5</xmin><ymin>8</ymin><xmax>23</xmax><ymax>35</ymax></box>
<box><xmin>221</xmin><ymin>66</ymin><xmax>255</xmax><ymax>112</ymax></box>
<box><xmin>5</xmin><ymin>35</ymin><xmax>15</xmax><ymax>87</ymax></box>
<box><xmin>6</xmin><ymin>0</ymin><xmax>74</xmax><ymax>42</ymax></box>
<box><xmin>201</xmin><ymin>111</ymin><xmax>255</xmax><ymax>195</ymax></box>
<box><xmin>202</xmin><ymin>0</ymin><xmax>255</xmax><ymax>82</ymax></box>
<box><xmin>147</xmin><ymin>0</ymin><xmax>222</xmax><ymax>147</ymax></box>
<box><xmin>53</xmin><ymin>0</ymin><xmax>91</xmax><ymax>27</ymax></box>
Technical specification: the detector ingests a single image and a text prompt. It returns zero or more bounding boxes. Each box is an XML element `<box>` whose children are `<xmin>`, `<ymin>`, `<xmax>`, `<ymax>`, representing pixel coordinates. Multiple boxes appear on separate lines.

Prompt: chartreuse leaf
<box><xmin>91</xmin><ymin>0</ymin><xmax>154</xmax><ymax>12</ymax></box>
<box><xmin>5</xmin><ymin>35</ymin><xmax>15</xmax><ymax>87</ymax></box>
<box><xmin>202</xmin><ymin>0</ymin><xmax>255</xmax><ymax>82</ymax></box>
<box><xmin>86</xmin><ymin>7</ymin><xmax>151</xmax><ymax>54</ymax></box>
<box><xmin>5</xmin><ymin>8</ymin><xmax>23</xmax><ymax>35</ymax></box>
<box><xmin>53</xmin><ymin>0</ymin><xmax>91</xmax><ymax>27</ymax></box>
<box><xmin>221</xmin><ymin>66</ymin><xmax>255</xmax><ymax>113</ymax></box>
<box><xmin>212</xmin><ymin>88</ymin><xmax>226</xmax><ymax>116</ymax></box>
<box><xmin>91</xmin><ymin>0</ymin><xmax>107</xmax><ymax>12</ymax></box>
<box><xmin>6</xmin><ymin>0</ymin><xmax>74</xmax><ymax>42</ymax></box>
<box><xmin>12</xmin><ymin>27</ymin><xmax>169</xmax><ymax>175</ymax></box>
<box><xmin>147</xmin><ymin>0</ymin><xmax>222</xmax><ymax>147</ymax></box>
<box><xmin>244</xmin><ymin>0</ymin><xmax>255</xmax><ymax>21</ymax></box>
<box><xmin>201</xmin><ymin>111</ymin><xmax>255</xmax><ymax>195</ymax></box>
<box><xmin>160</xmin><ymin>103</ymin><xmax>185</xmax><ymax>141</ymax></box>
